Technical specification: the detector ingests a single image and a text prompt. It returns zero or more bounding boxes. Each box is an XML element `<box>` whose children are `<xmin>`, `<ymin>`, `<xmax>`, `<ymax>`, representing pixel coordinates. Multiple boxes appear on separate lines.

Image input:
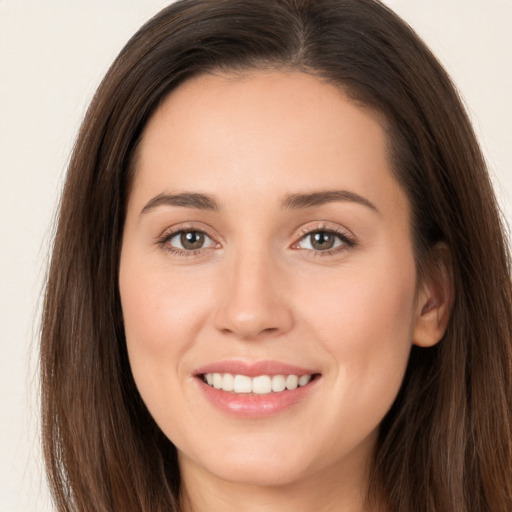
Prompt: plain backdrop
<box><xmin>1</xmin><ymin>1</ymin><xmax>511</xmax><ymax>510</ymax></box>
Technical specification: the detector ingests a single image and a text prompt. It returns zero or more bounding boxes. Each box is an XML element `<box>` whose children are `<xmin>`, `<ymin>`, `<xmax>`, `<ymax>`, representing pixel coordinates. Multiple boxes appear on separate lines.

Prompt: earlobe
<box><xmin>413</xmin><ymin>243</ymin><xmax>454</xmax><ymax>348</ymax></box>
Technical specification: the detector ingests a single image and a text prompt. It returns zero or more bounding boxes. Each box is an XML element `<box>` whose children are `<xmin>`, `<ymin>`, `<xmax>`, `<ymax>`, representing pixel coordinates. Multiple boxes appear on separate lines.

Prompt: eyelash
<box><xmin>157</xmin><ymin>225</ymin><xmax>218</xmax><ymax>257</ymax></box>
<box><xmin>293</xmin><ymin>225</ymin><xmax>356</xmax><ymax>256</ymax></box>
<box><xmin>156</xmin><ymin>224</ymin><xmax>356</xmax><ymax>258</ymax></box>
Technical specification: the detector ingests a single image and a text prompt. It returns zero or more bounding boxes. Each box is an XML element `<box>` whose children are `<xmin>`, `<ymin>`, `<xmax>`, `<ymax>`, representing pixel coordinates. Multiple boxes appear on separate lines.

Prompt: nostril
<box><xmin>212</xmin><ymin>280</ymin><xmax>294</xmax><ymax>338</ymax></box>
<box><xmin>220</xmin><ymin>325</ymin><xmax>282</xmax><ymax>340</ymax></box>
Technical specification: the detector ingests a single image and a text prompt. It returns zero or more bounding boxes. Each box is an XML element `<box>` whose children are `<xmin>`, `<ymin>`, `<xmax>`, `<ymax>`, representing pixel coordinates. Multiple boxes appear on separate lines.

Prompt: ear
<box><xmin>413</xmin><ymin>243</ymin><xmax>454</xmax><ymax>348</ymax></box>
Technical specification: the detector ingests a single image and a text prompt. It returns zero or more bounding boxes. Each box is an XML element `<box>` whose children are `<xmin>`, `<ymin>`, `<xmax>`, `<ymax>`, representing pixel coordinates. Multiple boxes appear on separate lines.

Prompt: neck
<box><xmin>179</xmin><ymin>452</ymin><xmax>377</xmax><ymax>512</ymax></box>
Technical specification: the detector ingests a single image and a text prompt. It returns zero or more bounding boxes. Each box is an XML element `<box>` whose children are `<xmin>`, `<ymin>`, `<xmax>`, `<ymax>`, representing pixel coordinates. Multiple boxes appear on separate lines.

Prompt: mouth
<box><xmin>194</xmin><ymin>360</ymin><xmax>321</xmax><ymax>417</ymax></box>
<box><xmin>200</xmin><ymin>372</ymin><xmax>320</xmax><ymax>395</ymax></box>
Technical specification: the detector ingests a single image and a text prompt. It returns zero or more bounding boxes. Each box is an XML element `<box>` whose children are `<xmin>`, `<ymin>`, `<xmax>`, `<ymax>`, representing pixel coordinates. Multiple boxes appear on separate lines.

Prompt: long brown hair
<box><xmin>41</xmin><ymin>1</ymin><xmax>512</xmax><ymax>510</ymax></box>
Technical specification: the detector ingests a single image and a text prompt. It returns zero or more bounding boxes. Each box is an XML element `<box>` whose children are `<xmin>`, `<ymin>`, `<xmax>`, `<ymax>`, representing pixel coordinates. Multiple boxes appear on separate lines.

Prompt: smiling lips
<box><xmin>203</xmin><ymin>372</ymin><xmax>313</xmax><ymax>394</ymax></box>
<box><xmin>195</xmin><ymin>361</ymin><xmax>320</xmax><ymax>417</ymax></box>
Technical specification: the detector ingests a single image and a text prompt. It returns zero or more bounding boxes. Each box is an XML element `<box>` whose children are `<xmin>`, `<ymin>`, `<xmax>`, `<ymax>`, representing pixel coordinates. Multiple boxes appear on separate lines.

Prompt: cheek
<box><xmin>120</xmin><ymin>256</ymin><xmax>212</xmax><ymax>348</ymax></box>
<box><xmin>297</xmin><ymin>257</ymin><xmax>417</xmax><ymax>416</ymax></box>
<box><xmin>118</xmin><ymin>256</ymin><xmax>213</xmax><ymax>413</ymax></box>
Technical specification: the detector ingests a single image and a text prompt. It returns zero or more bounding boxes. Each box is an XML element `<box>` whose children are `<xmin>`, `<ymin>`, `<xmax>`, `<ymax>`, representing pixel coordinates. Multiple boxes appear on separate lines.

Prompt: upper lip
<box><xmin>194</xmin><ymin>360</ymin><xmax>320</xmax><ymax>378</ymax></box>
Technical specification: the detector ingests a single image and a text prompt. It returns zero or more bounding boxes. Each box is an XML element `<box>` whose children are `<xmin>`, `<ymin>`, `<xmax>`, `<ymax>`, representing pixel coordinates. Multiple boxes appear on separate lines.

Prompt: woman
<box><xmin>40</xmin><ymin>0</ymin><xmax>512</xmax><ymax>510</ymax></box>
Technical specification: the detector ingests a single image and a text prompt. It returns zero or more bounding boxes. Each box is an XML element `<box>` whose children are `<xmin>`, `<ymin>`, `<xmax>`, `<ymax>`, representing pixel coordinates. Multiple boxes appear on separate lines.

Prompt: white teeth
<box><xmin>298</xmin><ymin>375</ymin><xmax>312</xmax><ymax>386</ymax></box>
<box><xmin>252</xmin><ymin>375</ymin><xmax>272</xmax><ymax>394</ymax></box>
<box><xmin>233</xmin><ymin>375</ymin><xmax>252</xmax><ymax>393</ymax></box>
<box><xmin>222</xmin><ymin>373</ymin><xmax>234</xmax><ymax>391</ymax></box>
<box><xmin>271</xmin><ymin>375</ymin><xmax>286</xmax><ymax>392</ymax></box>
<box><xmin>203</xmin><ymin>372</ymin><xmax>315</xmax><ymax>394</ymax></box>
<box><xmin>285</xmin><ymin>374</ymin><xmax>299</xmax><ymax>390</ymax></box>
<box><xmin>212</xmin><ymin>373</ymin><xmax>222</xmax><ymax>389</ymax></box>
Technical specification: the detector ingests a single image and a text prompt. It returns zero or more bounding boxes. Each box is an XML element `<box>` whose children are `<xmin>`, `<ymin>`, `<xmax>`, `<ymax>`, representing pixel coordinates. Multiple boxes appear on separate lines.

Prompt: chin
<box><xmin>200</xmin><ymin>457</ymin><xmax>309</xmax><ymax>487</ymax></box>
<box><xmin>178</xmin><ymin>434</ymin><xmax>317</xmax><ymax>487</ymax></box>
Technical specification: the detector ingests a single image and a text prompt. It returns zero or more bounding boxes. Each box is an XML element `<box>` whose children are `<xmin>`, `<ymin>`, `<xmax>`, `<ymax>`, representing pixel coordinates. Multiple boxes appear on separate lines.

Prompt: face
<box><xmin>119</xmin><ymin>71</ymin><xmax>423</xmax><ymax>490</ymax></box>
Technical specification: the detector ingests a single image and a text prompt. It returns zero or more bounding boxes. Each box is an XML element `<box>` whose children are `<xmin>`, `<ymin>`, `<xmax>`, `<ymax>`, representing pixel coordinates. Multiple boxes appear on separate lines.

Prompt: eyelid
<box><xmin>294</xmin><ymin>221</ymin><xmax>355</xmax><ymax>240</ymax></box>
<box><xmin>291</xmin><ymin>222</ymin><xmax>357</xmax><ymax>253</ymax></box>
<box><xmin>157</xmin><ymin>222</ymin><xmax>218</xmax><ymax>241</ymax></box>
<box><xmin>156</xmin><ymin>223</ymin><xmax>221</xmax><ymax>255</ymax></box>
<box><xmin>155</xmin><ymin>221</ymin><xmax>356</xmax><ymax>257</ymax></box>
<box><xmin>168</xmin><ymin>231</ymin><xmax>216</xmax><ymax>249</ymax></box>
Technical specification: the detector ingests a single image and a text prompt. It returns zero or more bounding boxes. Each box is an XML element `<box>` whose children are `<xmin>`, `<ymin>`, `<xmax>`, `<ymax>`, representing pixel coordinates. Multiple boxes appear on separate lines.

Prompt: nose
<box><xmin>213</xmin><ymin>247</ymin><xmax>294</xmax><ymax>340</ymax></box>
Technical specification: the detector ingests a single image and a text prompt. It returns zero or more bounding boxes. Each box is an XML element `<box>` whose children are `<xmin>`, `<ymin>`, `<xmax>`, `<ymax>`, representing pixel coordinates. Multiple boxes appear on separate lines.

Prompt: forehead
<box><xmin>139</xmin><ymin>70</ymin><xmax>387</xmax><ymax>162</ymax></box>
<box><xmin>130</xmin><ymin>70</ymin><xmax>407</xmax><ymax>220</ymax></box>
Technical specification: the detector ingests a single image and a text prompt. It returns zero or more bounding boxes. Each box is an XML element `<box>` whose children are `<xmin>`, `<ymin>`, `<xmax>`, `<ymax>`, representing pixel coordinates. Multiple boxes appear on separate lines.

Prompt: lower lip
<box><xmin>196</xmin><ymin>377</ymin><xmax>320</xmax><ymax>419</ymax></box>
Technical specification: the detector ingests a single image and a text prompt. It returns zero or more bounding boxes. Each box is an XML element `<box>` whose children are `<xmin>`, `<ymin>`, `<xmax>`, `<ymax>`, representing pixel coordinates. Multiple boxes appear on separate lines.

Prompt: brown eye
<box><xmin>309</xmin><ymin>232</ymin><xmax>336</xmax><ymax>250</ymax></box>
<box><xmin>165</xmin><ymin>230</ymin><xmax>215</xmax><ymax>252</ymax></box>
<box><xmin>180</xmin><ymin>231</ymin><xmax>205</xmax><ymax>250</ymax></box>
<box><xmin>295</xmin><ymin>230</ymin><xmax>352</xmax><ymax>252</ymax></box>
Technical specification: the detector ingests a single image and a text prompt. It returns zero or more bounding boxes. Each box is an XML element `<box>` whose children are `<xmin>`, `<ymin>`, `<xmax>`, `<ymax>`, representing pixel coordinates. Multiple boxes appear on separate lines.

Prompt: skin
<box><xmin>119</xmin><ymin>71</ymin><xmax>452</xmax><ymax>512</ymax></box>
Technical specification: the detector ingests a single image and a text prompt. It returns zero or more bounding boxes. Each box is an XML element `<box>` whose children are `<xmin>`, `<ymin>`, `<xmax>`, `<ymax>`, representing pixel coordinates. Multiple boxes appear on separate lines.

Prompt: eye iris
<box><xmin>180</xmin><ymin>231</ymin><xmax>205</xmax><ymax>250</ymax></box>
<box><xmin>311</xmin><ymin>232</ymin><xmax>335</xmax><ymax>250</ymax></box>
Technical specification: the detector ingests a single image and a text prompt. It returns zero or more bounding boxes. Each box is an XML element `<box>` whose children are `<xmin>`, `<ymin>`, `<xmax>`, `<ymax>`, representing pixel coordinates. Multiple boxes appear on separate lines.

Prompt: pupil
<box><xmin>312</xmin><ymin>232</ymin><xmax>334</xmax><ymax>250</ymax></box>
<box><xmin>181</xmin><ymin>231</ymin><xmax>204</xmax><ymax>250</ymax></box>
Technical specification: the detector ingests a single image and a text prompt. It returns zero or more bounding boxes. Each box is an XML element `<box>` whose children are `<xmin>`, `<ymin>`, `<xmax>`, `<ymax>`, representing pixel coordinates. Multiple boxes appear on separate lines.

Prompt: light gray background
<box><xmin>1</xmin><ymin>1</ymin><xmax>511</xmax><ymax>510</ymax></box>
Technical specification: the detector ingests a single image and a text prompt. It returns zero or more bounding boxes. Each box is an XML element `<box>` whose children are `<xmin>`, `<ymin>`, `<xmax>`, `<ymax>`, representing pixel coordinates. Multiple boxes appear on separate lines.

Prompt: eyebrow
<box><xmin>140</xmin><ymin>189</ymin><xmax>378</xmax><ymax>215</ymax></box>
<box><xmin>140</xmin><ymin>192</ymin><xmax>219</xmax><ymax>214</ymax></box>
<box><xmin>282</xmin><ymin>190</ymin><xmax>379</xmax><ymax>213</ymax></box>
